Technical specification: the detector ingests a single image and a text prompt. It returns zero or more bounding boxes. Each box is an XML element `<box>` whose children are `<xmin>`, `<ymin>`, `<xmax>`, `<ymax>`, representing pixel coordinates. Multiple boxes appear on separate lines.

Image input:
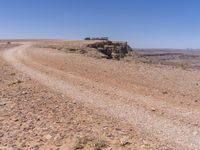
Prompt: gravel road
<box><xmin>2</xmin><ymin>43</ymin><xmax>200</xmax><ymax>149</ymax></box>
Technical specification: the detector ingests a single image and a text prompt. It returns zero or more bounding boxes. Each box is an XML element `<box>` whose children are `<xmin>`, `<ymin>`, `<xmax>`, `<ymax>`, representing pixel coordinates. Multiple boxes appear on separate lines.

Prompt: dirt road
<box><xmin>2</xmin><ymin>43</ymin><xmax>200</xmax><ymax>149</ymax></box>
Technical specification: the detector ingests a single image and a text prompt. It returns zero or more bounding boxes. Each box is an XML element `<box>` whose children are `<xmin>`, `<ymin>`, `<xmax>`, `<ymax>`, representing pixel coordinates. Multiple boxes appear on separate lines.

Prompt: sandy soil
<box><xmin>1</xmin><ymin>41</ymin><xmax>200</xmax><ymax>150</ymax></box>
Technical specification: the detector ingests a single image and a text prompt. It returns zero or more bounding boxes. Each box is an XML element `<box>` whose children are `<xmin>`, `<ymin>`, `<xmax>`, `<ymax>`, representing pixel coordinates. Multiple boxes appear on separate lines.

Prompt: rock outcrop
<box><xmin>87</xmin><ymin>41</ymin><xmax>133</xmax><ymax>60</ymax></box>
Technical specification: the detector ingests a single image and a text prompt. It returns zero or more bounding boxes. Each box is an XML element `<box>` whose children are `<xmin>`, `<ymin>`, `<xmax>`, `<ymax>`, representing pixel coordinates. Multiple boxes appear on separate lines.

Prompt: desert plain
<box><xmin>1</xmin><ymin>40</ymin><xmax>200</xmax><ymax>150</ymax></box>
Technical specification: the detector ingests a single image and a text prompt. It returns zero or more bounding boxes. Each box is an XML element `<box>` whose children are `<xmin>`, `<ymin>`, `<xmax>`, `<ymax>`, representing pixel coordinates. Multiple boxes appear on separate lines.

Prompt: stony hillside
<box><xmin>34</xmin><ymin>40</ymin><xmax>135</xmax><ymax>60</ymax></box>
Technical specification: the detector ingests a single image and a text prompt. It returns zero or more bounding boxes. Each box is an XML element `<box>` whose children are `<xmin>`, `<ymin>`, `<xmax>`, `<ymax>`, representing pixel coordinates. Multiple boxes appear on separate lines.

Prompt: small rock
<box><xmin>120</xmin><ymin>136</ymin><xmax>130</xmax><ymax>146</ymax></box>
<box><xmin>16</xmin><ymin>79</ymin><xmax>23</xmax><ymax>84</ymax></box>
<box><xmin>106</xmin><ymin>133</ymin><xmax>113</xmax><ymax>138</ymax></box>
<box><xmin>37</xmin><ymin>138</ymin><xmax>43</xmax><ymax>142</ymax></box>
<box><xmin>31</xmin><ymin>145</ymin><xmax>40</xmax><ymax>150</ymax></box>
<box><xmin>14</xmin><ymin>119</ymin><xmax>19</xmax><ymax>122</ymax></box>
<box><xmin>0</xmin><ymin>102</ymin><xmax>6</xmax><ymax>106</ymax></box>
<box><xmin>44</xmin><ymin>134</ymin><xmax>52</xmax><ymax>140</ymax></box>
<box><xmin>142</xmin><ymin>140</ymin><xmax>148</xmax><ymax>145</ymax></box>
<box><xmin>193</xmin><ymin>131</ymin><xmax>198</xmax><ymax>136</ymax></box>
<box><xmin>54</xmin><ymin>140</ymin><xmax>62</xmax><ymax>147</ymax></box>
<box><xmin>11</xmin><ymin>144</ymin><xmax>17</xmax><ymax>148</ymax></box>
<box><xmin>21</xmin><ymin>142</ymin><xmax>26</xmax><ymax>147</ymax></box>
<box><xmin>162</xmin><ymin>91</ymin><xmax>168</xmax><ymax>94</ymax></box>
<box><xmin>22</xmin><ymin>91</ymin><xmax>28</xmax><ymax>95</ymax></box>
<box><xmin>115</xmin><ymin>128</ymin><xmax>121</xmax><ymax>131</ymax></box>
<box><xmin>0</xmin><ymin>132</ymin><xmax>4</xmax><ymax>138</ymax></box>
<box><xmin>151</xmin><ymin>108</ymin><xmax>156</xmax><ymax>111</ymax></box>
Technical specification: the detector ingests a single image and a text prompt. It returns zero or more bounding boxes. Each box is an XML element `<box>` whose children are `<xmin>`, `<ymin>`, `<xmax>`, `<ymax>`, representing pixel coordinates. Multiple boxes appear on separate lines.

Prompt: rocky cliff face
<box><xmin>87</xmin><ymin>41</ymin><xmax>133</xmax><ymax>60</ymax></box>
<box><xmin>34</xmin><ymin>40</ymin><xmax>135</xmax><ymax>60</ymax></box>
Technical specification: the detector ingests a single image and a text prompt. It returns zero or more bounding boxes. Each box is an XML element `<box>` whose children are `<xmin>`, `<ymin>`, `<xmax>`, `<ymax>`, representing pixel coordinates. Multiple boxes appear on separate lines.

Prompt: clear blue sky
<box><xmin>1</xmin><ymin>0</ymin><xmax>200</xmax><ymax>48</ymax></box>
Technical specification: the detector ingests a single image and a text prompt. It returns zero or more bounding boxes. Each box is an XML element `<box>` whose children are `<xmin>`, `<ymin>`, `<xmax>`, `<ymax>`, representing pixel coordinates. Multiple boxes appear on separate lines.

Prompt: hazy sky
<box><xmin>1</xmin><ymin>0</ymin><xmax>200</xmax><ymax>48</ymax></box>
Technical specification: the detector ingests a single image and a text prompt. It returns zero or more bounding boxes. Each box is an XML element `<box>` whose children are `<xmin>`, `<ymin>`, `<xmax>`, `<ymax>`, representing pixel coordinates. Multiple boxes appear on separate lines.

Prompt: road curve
<box><xmin>3</xmin><ymin>44</ymin><xmax>200</xmax><ymax>150</ymax></box>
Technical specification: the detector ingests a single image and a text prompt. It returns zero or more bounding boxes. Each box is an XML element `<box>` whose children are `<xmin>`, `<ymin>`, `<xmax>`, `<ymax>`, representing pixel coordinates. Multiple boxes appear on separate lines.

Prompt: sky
<box><xmin>0</xmin><ymin>0</ymin><xmax>200</xmax><ymax>48</ymax></box>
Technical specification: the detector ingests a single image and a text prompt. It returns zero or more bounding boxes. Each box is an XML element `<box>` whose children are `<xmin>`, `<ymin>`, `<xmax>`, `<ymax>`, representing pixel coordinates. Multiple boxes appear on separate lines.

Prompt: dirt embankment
<box><xmin>1</xmin><ymin>41</ymin><xmax>200</xmax><ymax>150</ymax></box>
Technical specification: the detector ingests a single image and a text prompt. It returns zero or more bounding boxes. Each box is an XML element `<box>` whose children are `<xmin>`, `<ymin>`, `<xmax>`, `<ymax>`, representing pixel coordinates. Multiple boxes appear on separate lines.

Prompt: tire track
<box><xmin>3</xmin><ymin>44</ymin><xmax>200</xmax><ymax>150</ymax></box>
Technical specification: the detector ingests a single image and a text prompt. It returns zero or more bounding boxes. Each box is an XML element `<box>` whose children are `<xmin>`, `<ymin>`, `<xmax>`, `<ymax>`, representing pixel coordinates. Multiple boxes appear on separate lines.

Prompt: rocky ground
<box><xmin>1</xmin><ymin>41</ymin><xmax>200</xmax><ymax>150</ymax></box>
<box><xmin>0</xmin><ymin>44</ymin><xmax>143</xmax><ymax>150</ymax></box>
